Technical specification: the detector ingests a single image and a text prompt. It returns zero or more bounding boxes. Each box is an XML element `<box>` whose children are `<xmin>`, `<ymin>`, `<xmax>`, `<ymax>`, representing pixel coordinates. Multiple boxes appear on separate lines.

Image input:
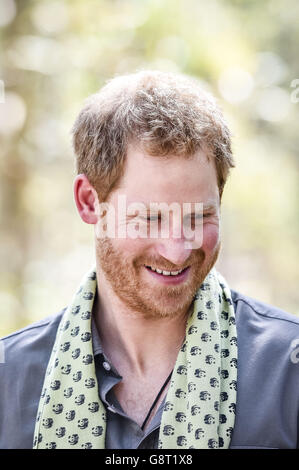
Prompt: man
<box><xmin>1</xmin><ymin>70</ymin><xmax>298</xmax><ymax>449</ymax></box>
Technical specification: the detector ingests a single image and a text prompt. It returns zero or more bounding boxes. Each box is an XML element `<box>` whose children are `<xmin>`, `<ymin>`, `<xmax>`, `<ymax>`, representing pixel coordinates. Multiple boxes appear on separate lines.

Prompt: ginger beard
<box><xmin>95</xmin><ymin>236</ymin><xmax>221</xmax><ymax>320</ymax></box>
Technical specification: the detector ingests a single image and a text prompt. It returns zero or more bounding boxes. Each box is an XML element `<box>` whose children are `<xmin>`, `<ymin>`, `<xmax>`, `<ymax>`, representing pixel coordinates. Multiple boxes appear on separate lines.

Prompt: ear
<box><xmin>73</xmin><ymin>174</ymin><xmax>98</xmax><ymax>224</ymax></box>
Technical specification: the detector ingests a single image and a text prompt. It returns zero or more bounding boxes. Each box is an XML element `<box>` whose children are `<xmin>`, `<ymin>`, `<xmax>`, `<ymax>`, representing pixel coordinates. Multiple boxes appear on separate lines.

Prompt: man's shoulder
<box><xmin>0</xmin><ymin>309</ymin><xmax>67</xmax><ymax>449</ymax></box>
<box><xmin>1</xmin><ymin>309</ymin><xmax>65</xmax><ymax>363</ymax></box>
<box><xmin>231</xmin><ymin>288</ymin><xmax>299</xmax><ymax>326</ymax></box>
<box><xmin>231</xmin><ymin>288</ymin><xmax>299</xmax><ymax>351</ymax></box>
<box><xmin>229</xmin><ymin>290</ymin><xmax>299</xmax><ymax>449</ymax></box>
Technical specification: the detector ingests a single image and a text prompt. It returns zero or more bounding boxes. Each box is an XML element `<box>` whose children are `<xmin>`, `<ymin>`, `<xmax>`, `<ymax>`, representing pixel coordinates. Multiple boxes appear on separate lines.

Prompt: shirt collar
<box><xmin>91</xmin><ymin>314</ymin><xmax>104</xmax><ymax>357</ymax></box>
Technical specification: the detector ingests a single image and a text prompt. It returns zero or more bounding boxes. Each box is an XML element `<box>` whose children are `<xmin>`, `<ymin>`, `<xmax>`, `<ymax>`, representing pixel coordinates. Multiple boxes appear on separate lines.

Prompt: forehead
<box><xmin>111</xmin><ymin>144</ymin><xmax>219</xmax><ymax>206</ymax></box>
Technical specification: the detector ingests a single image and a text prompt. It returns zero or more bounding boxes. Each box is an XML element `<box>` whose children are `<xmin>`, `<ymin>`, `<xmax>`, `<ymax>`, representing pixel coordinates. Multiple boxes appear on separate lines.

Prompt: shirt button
<box><xmin>102</xmin><ymin>361</ymin><xmax>111</xmax><ymax>371</ymax></box>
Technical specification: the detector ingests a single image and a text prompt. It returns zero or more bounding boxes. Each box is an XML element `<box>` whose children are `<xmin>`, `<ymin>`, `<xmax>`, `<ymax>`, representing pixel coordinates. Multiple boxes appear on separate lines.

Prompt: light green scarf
<box><xmin>33</xmin><ymin>266</ymin><xmax>237</xmax><ymax>449</ymax></box>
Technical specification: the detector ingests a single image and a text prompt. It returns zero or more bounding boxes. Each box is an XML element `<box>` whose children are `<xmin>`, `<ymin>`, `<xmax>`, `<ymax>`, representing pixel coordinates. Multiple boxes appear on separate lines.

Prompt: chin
<box><xmin>139</xmin><ymin>278</ymin><xmax>202</xmax><ymax>319</ymax></box>
<box><xmin>141</xmin><ymin>256</ymin><xmax>220</xmax><ymax>319</ymax></box>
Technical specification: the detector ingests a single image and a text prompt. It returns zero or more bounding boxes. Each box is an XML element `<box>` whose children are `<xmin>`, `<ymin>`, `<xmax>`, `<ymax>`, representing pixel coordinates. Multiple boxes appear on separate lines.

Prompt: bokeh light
<box><xmin>218</xmin><ymin>66</ymin><xmax>254</xmax><ymax>104</ymax></box>
<box><xmin>255</xmin><ymin>86</ymin><xmax>292</xmax><ymax>122</ymax></box>
<box><xmin>0</xmin><ymin>91</ymin><xmax>26</xmax><ymax>135</ymax></box>
<box><xmin>0</xmin><ymin>0</ymin><xmax>16</xmax><ymax>28</ymax></box>
<box><xmin>31</xmin><ymin>1</ymin><xmax>70</xmax><ymax>35</ymax></box>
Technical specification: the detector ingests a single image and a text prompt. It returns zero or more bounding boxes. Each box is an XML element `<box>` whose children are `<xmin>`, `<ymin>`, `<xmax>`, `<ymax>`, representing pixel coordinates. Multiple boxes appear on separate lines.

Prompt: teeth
<box><xmin>146</xmin><ymin>266</ymin><xmax>184</xmax><ymax>276</ymax></box>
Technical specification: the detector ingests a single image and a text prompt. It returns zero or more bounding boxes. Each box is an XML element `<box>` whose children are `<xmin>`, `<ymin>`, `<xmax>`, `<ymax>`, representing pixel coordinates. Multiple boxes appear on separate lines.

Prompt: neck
<box><xmin>93</xmin><ymin>269</ymin><xmax>191</xmax><ymax>378</ymax></box>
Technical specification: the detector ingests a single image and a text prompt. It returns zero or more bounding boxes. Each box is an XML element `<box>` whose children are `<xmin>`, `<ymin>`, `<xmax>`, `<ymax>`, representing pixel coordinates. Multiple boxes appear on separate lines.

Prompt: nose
<box><xmin>155</xmin><ymin>239</ymin><xmax>192</xmax><ymax>268</ymax></box>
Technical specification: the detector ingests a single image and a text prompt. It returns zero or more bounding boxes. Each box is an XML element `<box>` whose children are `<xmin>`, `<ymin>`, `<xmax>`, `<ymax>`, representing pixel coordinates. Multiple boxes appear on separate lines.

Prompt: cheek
<box><xmin>113</xmin><ymin>238</ymin><xmax>148</xmax><ymax>258</ymax></box>
<box><xmin>201</xmin><ymin>224</ymin><xmax>220</xmax><ymax>253</ymax></box>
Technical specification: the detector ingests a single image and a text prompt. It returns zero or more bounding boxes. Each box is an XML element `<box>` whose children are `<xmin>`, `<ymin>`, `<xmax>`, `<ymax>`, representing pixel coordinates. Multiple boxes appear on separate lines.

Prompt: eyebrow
<box><xmin>202</xmin><ymin>203</ymin><xmax>217</xmax><ymax>211</ymax></box>
<box><xmin>126</xmin><ymin>203</ymin><xmax>217</xmax><ymax>218</ymax></box>
<box><xmin>144</xmin><ymin>203</ymin><xmax>217</xmax><ymax>211</ymax></box>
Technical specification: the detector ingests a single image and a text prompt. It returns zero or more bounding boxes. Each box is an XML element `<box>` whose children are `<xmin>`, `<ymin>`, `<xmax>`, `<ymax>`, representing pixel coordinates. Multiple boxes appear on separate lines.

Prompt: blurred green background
<box><xmin>0</xmin><ymin>0</ymin><xmax>298</xmax><ymax>336</ymax></box>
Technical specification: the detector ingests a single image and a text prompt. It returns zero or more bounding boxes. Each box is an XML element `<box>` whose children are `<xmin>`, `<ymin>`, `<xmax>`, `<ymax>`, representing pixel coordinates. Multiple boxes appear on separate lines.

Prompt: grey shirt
<box><xmin>91</xmin><ymin>315</ymin><xmax>164</xmax><ymax>449</ymax></box>
<box><xmin>1</xmin><ymin>289</ymin><xmax>299</xmax><ymax>449</ymax></box>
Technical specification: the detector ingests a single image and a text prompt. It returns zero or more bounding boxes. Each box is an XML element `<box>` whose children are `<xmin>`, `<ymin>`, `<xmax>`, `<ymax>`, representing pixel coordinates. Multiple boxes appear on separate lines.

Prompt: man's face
<box><xmin>95</xmin><ymin>144</ymin><xmax>221</xmax><ymax>320</ymax></box>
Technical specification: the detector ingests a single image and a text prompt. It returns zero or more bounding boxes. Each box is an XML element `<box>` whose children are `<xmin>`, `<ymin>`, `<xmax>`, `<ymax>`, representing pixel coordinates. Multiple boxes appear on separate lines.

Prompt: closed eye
<box><xmin>141</xmin><ymin>214</ymin><xmax>160</xmax><ymax>222</ymax></box>
<box><xmin>139</xmin><ymin>213</ymin><xmax>213</xmax><ymax>222</ymax></box>
<box><xmin>187</xmin><ymin>213</ymin><xmax>211</xmax><ymax>220</ymax></box>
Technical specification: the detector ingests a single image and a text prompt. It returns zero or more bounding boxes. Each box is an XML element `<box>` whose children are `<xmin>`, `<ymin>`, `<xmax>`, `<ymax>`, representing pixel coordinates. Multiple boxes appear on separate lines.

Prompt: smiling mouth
<box><xmin>144</xmin><ymin>265</ymin><xmax>189</xmax><ymax>277</ymax></box>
